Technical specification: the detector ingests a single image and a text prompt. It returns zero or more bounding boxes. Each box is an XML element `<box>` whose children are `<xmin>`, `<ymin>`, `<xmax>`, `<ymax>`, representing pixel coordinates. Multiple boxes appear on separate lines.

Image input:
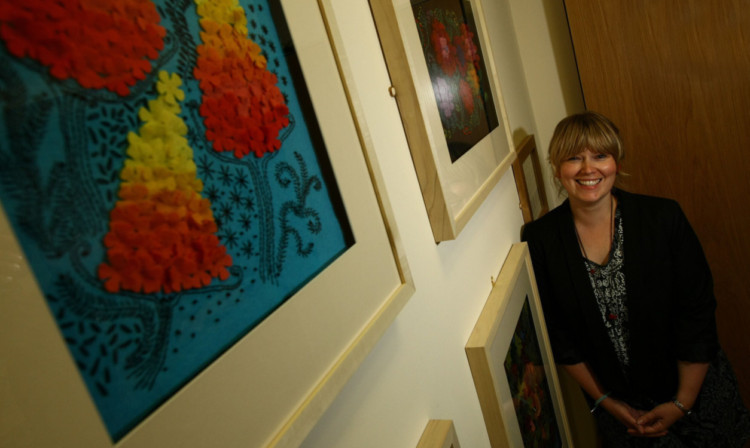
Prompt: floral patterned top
<box><xmin>582</xmin><ymin>208</ymin><xmax>631</xmax><ymax>370</ymax></box>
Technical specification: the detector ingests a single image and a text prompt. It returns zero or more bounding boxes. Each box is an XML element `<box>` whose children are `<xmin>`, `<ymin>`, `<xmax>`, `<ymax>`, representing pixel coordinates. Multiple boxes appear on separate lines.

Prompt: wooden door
<box><xmin>564</xmin><ymin>0</ymin><xmax>750</xmax><ymax>406</ymax></box>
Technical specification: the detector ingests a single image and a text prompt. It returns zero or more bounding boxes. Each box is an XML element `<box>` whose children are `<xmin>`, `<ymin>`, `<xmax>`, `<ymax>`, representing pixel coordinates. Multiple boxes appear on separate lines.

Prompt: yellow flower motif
<box><xmin>228</xmin><ymin>9</ymin><xmax>248</xmax><ymax>35</ymax></box>
<box><xmin>156</xmin><ymin>71</ymin><xmax>186</xmax><ymax>107</ymax></box>
<box><xmin>144</xmin><ymin>97</ymin><xmax>181</xmax><ymax>124</ymax></box>
<box><xmin>197</xmin><ymin>0</ymin><xmax>248</xmax><ymax>35</ymax></box>
<box><xmin>121</xmin><ymin>163</ymin><xmax>151</xmax><ymax>183</ymax></box>
<box><xmin>126</xmin><ymin>131</ymin><xmax>145</xmax><ymax>148</ymax></box>
<box><xmin>165</xmin><ymin>113</ymin><xmax>189</xmax><ymax>137</ymax></box>
<box><xmin>145</xmin><ymin>177</ymin><xmax>178</xmax><ymax>195</ymax></box>
<box><xmin>137</xmin><ymin>138</ymin><xmax>167</xmax><ymax>167</ymax></box>
<box><xmin>125</xmin><ymin>131</ymin><xmax>149</xmax><ymax>161</ymax></box>
<box><xmin>466</xmin><ymin>64</ymin><xmax>480</xmax><ymax>95</ymax></box>
<box><xmin>140</xmin><ymin>120</ymin><xmax>170</xmax><ymax>142</ymax></box>
<box><xmin>173</xmin><ymin>172</ymin><xmax>203</xmax><ymax>192</ymax></box>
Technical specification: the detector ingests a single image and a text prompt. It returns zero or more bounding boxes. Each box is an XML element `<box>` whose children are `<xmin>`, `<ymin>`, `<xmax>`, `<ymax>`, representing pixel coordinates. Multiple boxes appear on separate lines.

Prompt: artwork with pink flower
<box><xmin>412</xmin><ymin>0</ymin><xmax>499</xmax><ymax>162</ymax></box>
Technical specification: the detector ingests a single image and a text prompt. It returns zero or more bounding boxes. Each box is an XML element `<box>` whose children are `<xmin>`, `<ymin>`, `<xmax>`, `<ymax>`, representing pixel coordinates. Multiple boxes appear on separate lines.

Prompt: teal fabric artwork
<box><xmin>0</xmin><ymin>0</ymin><xmax>352</xmax><ymax>440</ymax></box>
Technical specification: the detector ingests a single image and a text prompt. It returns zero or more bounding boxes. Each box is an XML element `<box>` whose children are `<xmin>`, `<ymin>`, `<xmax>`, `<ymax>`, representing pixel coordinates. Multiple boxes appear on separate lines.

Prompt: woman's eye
<box><xmin>567</xmin><ymin>156</ymin><xmax>581</xmax><ymax>161</ymax></box>
<box><xmin>595</xmin><ymin>153</ymin><xmax>610</xmax><ymax>159</ymax></box>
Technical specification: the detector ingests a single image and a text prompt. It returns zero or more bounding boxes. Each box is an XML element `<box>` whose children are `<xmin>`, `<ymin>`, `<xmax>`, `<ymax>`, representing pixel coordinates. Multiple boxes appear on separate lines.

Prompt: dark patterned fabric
<box><xmin>583</xmin><ymin>208</ymin><xmax>631</xmax><ymax>369</ymax></box>
<box><xmin>580</xmin><ymin>205</ymin><xmax>750</xmax><ymax>446</ymax></box>
<box><xmin>593</xmin><ymin>351</ymin><xmax>750</xmax><ymax>447</ymax></box>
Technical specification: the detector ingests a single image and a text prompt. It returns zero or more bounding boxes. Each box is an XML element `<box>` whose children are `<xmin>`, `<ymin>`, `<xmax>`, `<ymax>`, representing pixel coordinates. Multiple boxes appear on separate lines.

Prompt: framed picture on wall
<box><xmin>0</xmin><ymin>1</ymin><xmax>413</xmax><ymax>447</ymax></box>
<box><xmin>512</xmin><ymin>135</ymin><xmax>549</xmax><ymax>224</ymax></box>
<box><xmin>416</xmin><ymin>420</ymin><xmax>462</xmax><ymax>448</ymax></box>
<box><xmin>369</xmin><ymin>0</ymin><xmax>516</xmax><ymax>242</ymax></box>
<box><xmin>465</xmin><ymin>242</ymin><xmax>572</xmax><ymax>447</ymax></box>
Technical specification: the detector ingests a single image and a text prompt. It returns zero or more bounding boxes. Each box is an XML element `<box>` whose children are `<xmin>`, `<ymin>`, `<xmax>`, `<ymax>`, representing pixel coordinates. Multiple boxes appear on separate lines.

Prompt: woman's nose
<box><xmin>580</xmin><ymin>157</ymin><xmax>592</xmax><ymax>171</ymax></box>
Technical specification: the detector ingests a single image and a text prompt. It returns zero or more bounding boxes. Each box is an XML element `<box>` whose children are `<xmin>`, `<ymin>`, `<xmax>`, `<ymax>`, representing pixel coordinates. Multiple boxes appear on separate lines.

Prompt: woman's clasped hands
<box><xmin>602</xmin><ymin>397</ymin><xmax>685</xmax><ymax>437</ymax></box>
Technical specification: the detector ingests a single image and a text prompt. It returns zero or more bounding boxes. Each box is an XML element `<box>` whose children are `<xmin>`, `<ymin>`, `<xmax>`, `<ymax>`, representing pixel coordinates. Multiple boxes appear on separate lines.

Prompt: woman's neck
<box><xmin>570</xmin><ymin>192</ymin><xmax>616</xmax><ymax>266</ymax></box>
<box><xmin>570</xmin><ymin>193</ymin><xmax>615</xmax><ymax>229</ymax></box>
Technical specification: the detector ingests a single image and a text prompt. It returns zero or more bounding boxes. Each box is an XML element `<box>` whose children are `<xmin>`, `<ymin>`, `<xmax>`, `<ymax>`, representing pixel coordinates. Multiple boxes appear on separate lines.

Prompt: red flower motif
<box><xmin>98</xmin><ymin>70</ymin><xmax>233</xmax><ymax>295</ymax></box>
<box><xmin>454</xmin><ymin>24</ymin><xmax>479</xmax><ymax>76</ymax></box>
<box><xmin>98</xmin><ymin>196</ymin><xmax>232</xmax><ymax>294</ymax></box>
<box><xmin>0</xmin><ymin>0</ymin><xmax>164</xmax><ymax>96</ymax></box>
<box><xmin>458</xmin><ymin>78</ymin><xmax>475</xmax><ymax>115</ymax></box>
<box><xmin>430</xmin><ymin>18</ymin><xmax>458</xmax><ymax>76</ymax></box>
<box><xmin>194</xmin><ymin>14</ymin><xmax>290</xmax><ymax>159</ymax></box>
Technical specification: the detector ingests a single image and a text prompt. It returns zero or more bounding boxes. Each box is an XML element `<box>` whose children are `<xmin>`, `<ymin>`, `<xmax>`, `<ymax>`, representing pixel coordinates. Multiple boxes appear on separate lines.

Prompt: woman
<box><xmin>521</xmin><ymin>111</ymin><xmax>750</xmax><ymax>446</ymax></box>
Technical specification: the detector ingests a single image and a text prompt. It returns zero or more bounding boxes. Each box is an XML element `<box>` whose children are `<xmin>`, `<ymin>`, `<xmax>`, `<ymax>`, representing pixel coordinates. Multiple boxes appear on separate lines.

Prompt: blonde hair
<box><xmin>548</xmin><ymin>111</ymin><xmax>626</xmax><ymax>190</ymax></box>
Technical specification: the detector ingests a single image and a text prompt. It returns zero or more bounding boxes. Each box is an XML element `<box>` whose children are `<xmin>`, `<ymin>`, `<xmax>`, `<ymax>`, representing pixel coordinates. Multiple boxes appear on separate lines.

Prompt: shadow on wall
<box><xmin>542</xmin><ymin>0</ymin><xmax>584</xmax><ymax>115</ymax></box>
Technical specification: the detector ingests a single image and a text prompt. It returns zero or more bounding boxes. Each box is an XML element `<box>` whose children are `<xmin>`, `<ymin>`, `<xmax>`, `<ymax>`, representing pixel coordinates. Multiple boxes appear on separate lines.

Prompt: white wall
<box><xmin>507</xmin><ymin>0</ymin><xmax>586</xmax><ymax>207</ymax></box>
<box><xmin>300</xmin><ymin>0</ymin><xmax>583</xmax><ymax>447</ymax></box>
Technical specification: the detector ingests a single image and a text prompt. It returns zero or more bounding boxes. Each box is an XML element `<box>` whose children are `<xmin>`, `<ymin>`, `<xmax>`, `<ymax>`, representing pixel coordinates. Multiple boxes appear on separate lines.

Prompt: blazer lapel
<box><xmin>558</xmin><ymin>201</ymin><xmax>629</xmax><ymax>389</ymax></box>
<box><xmin>619</xmin><ymin>191</ymin><xmax>653</xmax><ymax>384</ymax></box>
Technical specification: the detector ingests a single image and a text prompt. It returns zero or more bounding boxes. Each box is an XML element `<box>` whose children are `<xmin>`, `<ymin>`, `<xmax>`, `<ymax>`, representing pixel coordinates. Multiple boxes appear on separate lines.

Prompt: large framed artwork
<box><xmin>369</xmin><ymin>0</ymin><xmax>515</xmax><ymax>242</ymax></box>
<box><xmin>465</xmin><ymin>243</ymin><xmax>572</xmax><ymax>447</ymax></box>
<box><xmin>0</xmin><ymin>0</ymin><xmax>413</xmax><ymax>447</ymax></box>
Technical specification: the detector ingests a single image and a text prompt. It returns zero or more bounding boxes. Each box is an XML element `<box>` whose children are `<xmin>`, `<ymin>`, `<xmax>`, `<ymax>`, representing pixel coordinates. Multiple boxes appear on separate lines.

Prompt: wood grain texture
<box><xmin>512</xmin><ymin>135</ymin><xmax>549</xmax><ymax>223</ymax></box>
<box><xmin>369</xmin><ymin>0</ymin><xmax>454</xmax><ymax>240</ymax></box>
<box><xmin>416</xmin><ymin>420</ymin><xmax>461</xmax><ymax>448</ymax></box>
<box><xmin>565</xmin><ymin>0</ymin><xmax>750</xmax><ymax>406</ymax></box>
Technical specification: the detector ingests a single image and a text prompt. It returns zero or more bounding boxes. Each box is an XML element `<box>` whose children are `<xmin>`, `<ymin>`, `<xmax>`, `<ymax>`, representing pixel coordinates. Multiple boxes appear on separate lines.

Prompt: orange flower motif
<box><xmin>98</xmin><ymin>71</ymin><xmax>232</xmax><ymax>295</ymax></box>
<box><xmin>194</xmin><ymin>0</ymin><xmax>290</xmax><ymax>159</ymax></box>
<box><xmin>458</xmin><ymin>78</ymin><xmax>475</xmax><ymax>115</ymax></box>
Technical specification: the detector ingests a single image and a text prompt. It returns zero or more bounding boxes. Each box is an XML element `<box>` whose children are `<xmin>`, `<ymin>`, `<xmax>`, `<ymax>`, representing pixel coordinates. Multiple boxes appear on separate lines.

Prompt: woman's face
<box><xmin>556</xmin><ymin>149</ymin><xmax>617</xmax><ymax>206</ymax></box>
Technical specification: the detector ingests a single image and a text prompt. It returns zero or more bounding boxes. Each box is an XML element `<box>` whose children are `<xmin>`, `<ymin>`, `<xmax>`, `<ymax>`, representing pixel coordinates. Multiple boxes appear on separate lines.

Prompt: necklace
<box><xmin>574</xmin><ymin>195</ymin><xmax>614</xmax><ymax>275</ymax></box>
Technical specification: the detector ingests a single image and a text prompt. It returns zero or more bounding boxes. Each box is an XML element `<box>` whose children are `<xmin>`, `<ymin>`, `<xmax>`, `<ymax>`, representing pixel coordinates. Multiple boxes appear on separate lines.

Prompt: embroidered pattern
<box><xmin>0</xmin><ymin>0</ymin><xmax>349</xmax><ymax>440</ymax></box>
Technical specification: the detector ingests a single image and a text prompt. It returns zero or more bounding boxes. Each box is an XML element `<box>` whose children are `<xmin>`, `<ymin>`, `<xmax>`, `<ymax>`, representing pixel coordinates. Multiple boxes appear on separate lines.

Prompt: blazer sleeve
<box><xmin>667</xmin><ymin>201</ymin><xmax>719</xmax><ymax>362</ymax></box>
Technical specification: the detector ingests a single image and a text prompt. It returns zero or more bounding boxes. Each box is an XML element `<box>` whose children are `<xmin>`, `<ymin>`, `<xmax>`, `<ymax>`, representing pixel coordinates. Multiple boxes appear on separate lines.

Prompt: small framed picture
<box><xmin>512</xmin><ymin>135</ymin><xmax>549</xmax><ymax>223</ymax></box>
<box><xmin>466</xmin><ymin>242</ymin><xmax>572</xmax><ymax>447</ymax></box>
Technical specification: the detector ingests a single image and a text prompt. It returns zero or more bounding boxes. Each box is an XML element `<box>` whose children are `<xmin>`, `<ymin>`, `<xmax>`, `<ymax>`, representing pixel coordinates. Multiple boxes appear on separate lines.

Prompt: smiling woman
<box><xmin>521</xmin><ymin>111</ymin><xmax>750</xmax><ymax>447</ymax></box>
<box><xmin>557</xmin><ymin>149</ymin><xmax>617</xmax><ymax>210</ymax></box>
<box><xmin>548</xmin><ymin>111</ymin><xmax>624</xmax><ymax>195</ymax></box>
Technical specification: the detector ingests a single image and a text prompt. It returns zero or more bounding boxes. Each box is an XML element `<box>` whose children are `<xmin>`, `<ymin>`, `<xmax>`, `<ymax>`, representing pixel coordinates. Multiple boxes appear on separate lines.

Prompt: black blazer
<box><xmin>522</xmin><ymin>190</ymin><xmax>718</xmax><ymax>402</ymax></box>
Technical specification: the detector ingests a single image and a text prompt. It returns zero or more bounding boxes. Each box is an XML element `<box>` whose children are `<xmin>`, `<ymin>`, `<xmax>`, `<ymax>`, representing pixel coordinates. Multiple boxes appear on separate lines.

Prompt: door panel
<box><xmin>565</xmin><ymin>0</ymin><xmax>750</xmax><ymax>405</ymax></box>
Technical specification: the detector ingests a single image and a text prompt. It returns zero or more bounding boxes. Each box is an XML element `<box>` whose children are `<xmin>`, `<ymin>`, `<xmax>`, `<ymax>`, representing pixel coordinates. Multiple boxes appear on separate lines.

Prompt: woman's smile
<box><xmin>557</xmin><ymin>149</ymin><xmax>617</xmax><ymax>205</ymax></box>
<box><xmin>577</xmin><ymin>178</ymin><xmax>603</xmax><ymax>186</ymax></box>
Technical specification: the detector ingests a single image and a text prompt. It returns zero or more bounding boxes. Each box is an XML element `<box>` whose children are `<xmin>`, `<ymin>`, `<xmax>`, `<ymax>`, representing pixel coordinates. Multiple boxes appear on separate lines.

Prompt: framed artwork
<box><xmin>0</xmin><ymin>1</ymin><xmax>413</xmax><ymax>447</ymax></box>
<box><xmin>511</xmin><ymin>135</ymin><xmax>549</xmax><ymax>224</ymax></box>
<box><xmin>416</xmin><ymin>420</ymin><xmax>462</xmax><ymax>448</ymax></box>
<box><xmin>465</xmin><ymin>242</ymin><xmax>572</xmax><ymax>447</ymax></box>
<box><xmin>369</xmin><ymin>0</ymin><xmax>515</xmax><ymax>242</ymax></box>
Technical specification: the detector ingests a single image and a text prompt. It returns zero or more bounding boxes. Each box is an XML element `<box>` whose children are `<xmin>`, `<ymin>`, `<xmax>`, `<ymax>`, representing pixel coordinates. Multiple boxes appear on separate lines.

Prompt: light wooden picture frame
<box><xmin>465</xmin><ymin>242</ymin><xmax>572</xmax><ymax>447</ymax></box>
<box><xmin>0</xmin><ymin>1</ymin><xmax>413</xmax><ymax>447</ymax></box>
<box><xmin>512</xmin><ymin>135</ymin><xmax>549</xmax><ymax>224</ymax></box>
<box><xmin>416</xmin><ymin>420</ymin><xmax>462</xmax><ymax>448</ymax></box>
<box><xmin>369</xmin><ymin>0</ymin><xmax>516</xmax><ymax>242</ymax></box>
